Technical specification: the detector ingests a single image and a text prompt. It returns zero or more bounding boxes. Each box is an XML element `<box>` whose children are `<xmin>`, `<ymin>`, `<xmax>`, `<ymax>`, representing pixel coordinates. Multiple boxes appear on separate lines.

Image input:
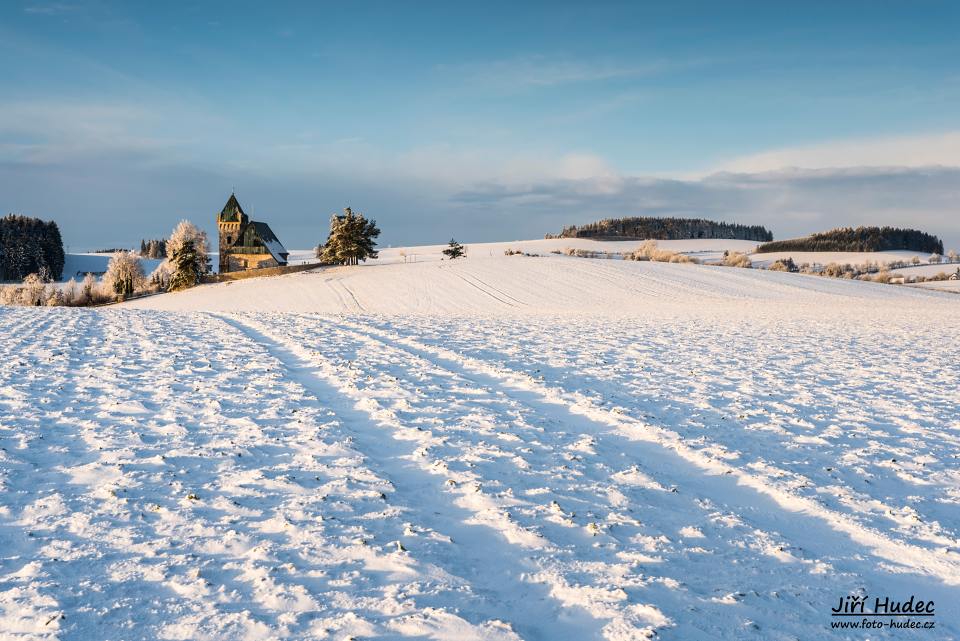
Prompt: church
<box><xmin>216</xmin><ymin>194</ymin><xmax>289</xmax><ymax>273</ymax></box>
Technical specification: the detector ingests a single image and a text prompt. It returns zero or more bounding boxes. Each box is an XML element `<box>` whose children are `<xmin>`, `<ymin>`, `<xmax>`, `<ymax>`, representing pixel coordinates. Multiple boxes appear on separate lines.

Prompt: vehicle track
<box><xmin>330</xmin><ymin>316</ymin><xmax>960</xmax><ymax>591</ymax></box>
<box><xmin>213</xmin><ymin>312</ymin><xmax>604</xmax><ymax>641</ymax></box>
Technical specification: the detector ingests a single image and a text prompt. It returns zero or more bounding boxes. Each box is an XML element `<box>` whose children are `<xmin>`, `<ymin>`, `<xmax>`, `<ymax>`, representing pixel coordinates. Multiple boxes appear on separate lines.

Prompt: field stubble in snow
<box><xmin>2</xmin><ymin>256</ymin><xmax>960</xmax><ymax>640</ymax></box>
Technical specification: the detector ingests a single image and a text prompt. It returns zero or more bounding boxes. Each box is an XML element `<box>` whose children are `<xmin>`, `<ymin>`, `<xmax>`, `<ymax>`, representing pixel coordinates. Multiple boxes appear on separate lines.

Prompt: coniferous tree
<box><xmin>319</xmin><ymin>207</ymin><xmax>381</xmax><ymax>266</ymax></box>
<box><xmin>442</xmin><ymin>238</ymin><xmax>465</xmax><ymax>259</ymax></box>
<box><xmin>165</xmin><ymin>221</ymin><xmax>210</xmax><ymax>291</ymax></box>
<box><xmin>556</xmin><ymin>216</ymin><xmax>772</xmax><ymax>242</ymax></box>
<box><xmin>756</xmin><ymin>226</ymin><xmax>943</xmax><ymax>254</ymax></box>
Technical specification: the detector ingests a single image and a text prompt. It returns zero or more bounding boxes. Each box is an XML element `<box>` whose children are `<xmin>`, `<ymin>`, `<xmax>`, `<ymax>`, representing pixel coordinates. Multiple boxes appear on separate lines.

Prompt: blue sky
<box><xmin>2</xmin><ymin>1</ymin><xmax>959</xmax><ymax>250</ymax></box>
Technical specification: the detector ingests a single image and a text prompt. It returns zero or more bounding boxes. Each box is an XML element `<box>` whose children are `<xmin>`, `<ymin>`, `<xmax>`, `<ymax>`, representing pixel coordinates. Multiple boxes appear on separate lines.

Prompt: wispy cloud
<box><xmin>436</xmin><ymin>55</ymin><xmax>699</xmax><ymax>92</ymax></box>
<box><xmin>0</xmin><ymin>101</ymin><xmax>173</xmax><ymax>163</ymax></box>
<box><xmin>23</xmin><ymin>2</ymin><xmax>78</xmax><ymax>16</ymax></box>
<box><xmin>713</xmin><ymin>131</ymin><xmax>960</xmax><ymax>174</ymax></box>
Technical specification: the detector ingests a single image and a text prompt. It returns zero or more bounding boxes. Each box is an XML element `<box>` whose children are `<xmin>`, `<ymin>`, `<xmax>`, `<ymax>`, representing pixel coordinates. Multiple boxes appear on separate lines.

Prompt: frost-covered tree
<box><xmin>104</xmin><ymin>251</ymin><xmax>146</xmax><ymax>301</ymax></box>
<box><xmin>165</xmin><ymin>220</ymin><xmax>210</xmax><ymax>291</ymax></box>
<box><xmin>82</xmin><ymin>273</ymin><xmax>99</xmax><ymax>304</ymax></box>
<box><xmin>20</xmin><ymin>273</ymin><xmax>46</xmax><ymax>306</ymax></box>
<box><xmin>442</xmin><ymin>238</ymin><xmax>465</xmax><ymax>260</ymax></box>
<box><xmin>318</xmin><ymin>207</ymin><xmax>380</xmax><ymax>266</ymax></box>
<box><xmin>149</xmin><ymin>261</ymin><xmax>173</xmax><ymax>291</ymax></box>
<box><xmin>62</xmin><ymin>277</ymin><xmax>79</xmax><ymax>306</ymax></box>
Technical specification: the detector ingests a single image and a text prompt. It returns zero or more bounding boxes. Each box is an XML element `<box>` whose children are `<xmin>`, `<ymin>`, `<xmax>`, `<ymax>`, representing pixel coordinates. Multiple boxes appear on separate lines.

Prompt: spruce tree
<box><xmin>165</xmin><ymin>220</ymin><xmax>210</xmax><ymax>290</ymax></box>
<box><xmin>168</xmin><ymin>239</ymin><xmax>201</xmax><ymax>291</ymax></box>
<box><xmin>442</xmin><ymin>238</ymin><xmax>465</xmax><ymax>259</ymax></box>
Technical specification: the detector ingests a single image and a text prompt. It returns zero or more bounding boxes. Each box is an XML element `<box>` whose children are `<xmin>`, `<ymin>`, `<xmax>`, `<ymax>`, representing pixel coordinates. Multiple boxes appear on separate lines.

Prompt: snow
<box><xmin>747</xmin><ymin>250</ymin><xmax>931</xmax><ymax>269</ymax></box>
<box><xmin>890</xmin><ymin>263</ymin><xmax>960</xmax><ymax>277</ymax></box>
<box><xmin>3</xmin><ymin>242</ymin><xmax>960</xmax><ymax>639</ymax></box>
<box><xmin>121</xmin><ymin>240</ymin><xmax>954</xmax><ymax>315</ymax></box>
<box><xmin>908</xmin><ymin>279</ymin><xmax>960</xmax><ymax>293</ymax></box>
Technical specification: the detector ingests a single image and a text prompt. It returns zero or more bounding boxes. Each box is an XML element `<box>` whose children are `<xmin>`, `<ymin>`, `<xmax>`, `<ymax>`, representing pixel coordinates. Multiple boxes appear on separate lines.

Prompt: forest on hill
<box><xmin>552</xmin><ymin>216</ymin><xmax>773</xmax><ymax>242</ymax></box>
<box><xmin>756</xmin><ymin>226</ymin><xmax>943</xmax><ymax>254</ymax></box>
<box><xmin>0</xmin><ymin>214</ymin><xmax>65</xmax><ymax>281</ymax></box>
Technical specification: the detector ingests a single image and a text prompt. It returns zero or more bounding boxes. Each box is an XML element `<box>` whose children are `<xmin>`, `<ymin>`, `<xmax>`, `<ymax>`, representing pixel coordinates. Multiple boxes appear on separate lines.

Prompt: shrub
<box><xmin>722</xmin><ymin>251</ymin><xmax>752</xmax><ymax>268</ymax></box>
<box><xmin>768</xmin><ymin>257</ymin><xmax>797</xmax><ymax>272</ymax></box>
<box><xmin>626</xmin><ymin>240</ymin><xmax>698</xmax><ymax>264</ymax></box>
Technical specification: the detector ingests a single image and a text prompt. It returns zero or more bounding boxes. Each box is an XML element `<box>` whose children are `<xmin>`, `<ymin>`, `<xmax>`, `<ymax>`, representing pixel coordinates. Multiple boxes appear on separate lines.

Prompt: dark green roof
<box><xmin>219</xmin><ymin>193</ymin><xmax>248</xmax><ymax>223</ymax></box>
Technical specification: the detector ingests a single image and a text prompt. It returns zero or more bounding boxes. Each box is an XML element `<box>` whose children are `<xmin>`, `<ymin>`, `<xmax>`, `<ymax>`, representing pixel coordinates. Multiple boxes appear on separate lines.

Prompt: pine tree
<box><xmin>319</xmin><ymin>207</ymin><xmax>381</xmax><ymax>266</ymax></box>
<box><xmin>442</xmin><ymin>238</ymin><xmax>465</xmax><ymax>259</ymax></box>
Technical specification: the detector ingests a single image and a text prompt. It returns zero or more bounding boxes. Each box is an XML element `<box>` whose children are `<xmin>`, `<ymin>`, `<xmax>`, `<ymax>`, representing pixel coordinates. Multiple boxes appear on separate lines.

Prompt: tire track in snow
<box><xmin>290</xmin><ymin>314</ymin><xmax>868</xmax><ymax>639</ymax></box>
<box><xmin>455</xmin><ymin>270</ymin><xmax>528</xmax><ymax>306</ymax></box>
<box><xmin>212</xmin><ymin>312</ymin><xmax>602</xmax><ymax>641</ymax></box>
<box><xmin>450</xmin><ymin>273</ymin><xmax>517</xmax><ymax>308</ymax></box>
<box><xmin>338</xmin><ymin>280</ymin><xmax>365</xmax><ymax>312</ymax></box>
<box><xmin>334</xmin><ymin>318</ymin><xmax>960</xmax><ymax>592</ymax></box>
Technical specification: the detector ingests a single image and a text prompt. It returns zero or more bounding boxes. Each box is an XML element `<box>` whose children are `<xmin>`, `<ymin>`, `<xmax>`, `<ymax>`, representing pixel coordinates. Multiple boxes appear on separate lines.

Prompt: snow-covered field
<box><xmin>907</xmin><ymin>279</ymin><xmax>960</xmax><ymax>293</ymax></box>
<box><xmin>123</xmin><ymin>241</ymin><xmax>955</xmax><ymax>315</ymax></box>
<box><xmin>747</xmin><ymin>250</ymin><xmax>933</xmax><ymax>270</ymax></box>
<box><xmin>890</xmin><ymin>263</ymin><xmax>960</xmax><ymax>278</ymax></box>
<box><xmin>3</xmin><ymin>249</ymin><xmax>960</xmax><ymax>640</ymax></box>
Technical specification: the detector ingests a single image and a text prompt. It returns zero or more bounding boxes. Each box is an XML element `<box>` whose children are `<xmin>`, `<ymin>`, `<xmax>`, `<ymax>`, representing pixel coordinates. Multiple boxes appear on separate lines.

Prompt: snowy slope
<box><xmin>123</xmin><ymin>247</ymin><xmax>954</xmax><ymax>315</ymax></box>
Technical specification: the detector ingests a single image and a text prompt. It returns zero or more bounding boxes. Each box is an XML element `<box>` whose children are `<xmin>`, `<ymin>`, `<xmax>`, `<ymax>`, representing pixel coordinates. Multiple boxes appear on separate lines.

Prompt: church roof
<box><xmin>219</xmin><ymin>193</ymin><xmax>248</xmax><ymax>223</ymax></box>
<box><xmin>251</xmin><ymin>221</ymin><xmax>289</xmax><ymax>264</ymax></box>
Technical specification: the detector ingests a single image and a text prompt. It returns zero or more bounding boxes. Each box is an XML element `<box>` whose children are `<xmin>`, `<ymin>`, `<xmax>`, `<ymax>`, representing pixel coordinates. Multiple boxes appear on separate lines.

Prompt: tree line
<box><xmin>139</xmin><ymin>238</ymin><xmax>168</xmax><ymax>259</ymax></box>
<box><xmin>0</xmin><ymin>214</ymin><xmax>65</xmax><ymax>281</ymax></box>
<box><xmin>1</xmin><ymin>220</ymin><xmax>210</xmax><ymax>306</ymax></box>
<box><xmin>756</xmin><ymin>226</ymin><xmax>943</xmax><ymax>254</ymax></box>
<box><xmin>552</xmin><ymin>216</ymin><xmax>773</xmax><ymax>242</ymax></box>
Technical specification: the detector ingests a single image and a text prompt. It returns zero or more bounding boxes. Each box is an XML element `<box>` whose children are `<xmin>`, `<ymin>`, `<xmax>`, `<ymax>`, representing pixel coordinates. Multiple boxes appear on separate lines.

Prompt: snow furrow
<box><xmin>211</xmin><ymin>312</ymin><xmax>600</xmax><ymax>641</ymax></box>
<box><xmin>331</xmin><ymin>317</ymin><xmax>960</xmax><ymax>589</ymax></box>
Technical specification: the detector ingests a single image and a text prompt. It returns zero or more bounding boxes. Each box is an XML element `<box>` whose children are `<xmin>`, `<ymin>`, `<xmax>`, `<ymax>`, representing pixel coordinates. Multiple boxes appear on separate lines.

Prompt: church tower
<box><xmin>217</xmin><ymin>193</ymin><xmax>248</xmax><ymax>273</ymax></box>
<box><xmin>216</xmin><ymin>193</ymin><xmax>288</xmax><ymax>273</ymax></box>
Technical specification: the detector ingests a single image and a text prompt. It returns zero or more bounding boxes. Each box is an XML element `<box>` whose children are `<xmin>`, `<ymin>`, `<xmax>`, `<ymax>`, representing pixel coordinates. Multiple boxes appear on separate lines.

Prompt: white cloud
<box><xmin>715</xmin><ymin>131</ymin><xmax>960</xmax><ymax>174</ymax></box>
<box><xmin>452</xmin><ymin>166</ymin><xmax>960</xmax><ymax>248</ymax></box>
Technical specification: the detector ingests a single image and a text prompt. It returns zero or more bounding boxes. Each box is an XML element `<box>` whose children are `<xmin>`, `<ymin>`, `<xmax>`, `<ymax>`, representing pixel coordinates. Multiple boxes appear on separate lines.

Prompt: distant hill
<box><xmin>756</xmin><ymin>226</ymin><xmax>943</xmax><ymax>254</ymax></box>
<box><xmin>552</xmin><ymin>216</ymin><xmax>773</xmax><ymax>242</ymax></box>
